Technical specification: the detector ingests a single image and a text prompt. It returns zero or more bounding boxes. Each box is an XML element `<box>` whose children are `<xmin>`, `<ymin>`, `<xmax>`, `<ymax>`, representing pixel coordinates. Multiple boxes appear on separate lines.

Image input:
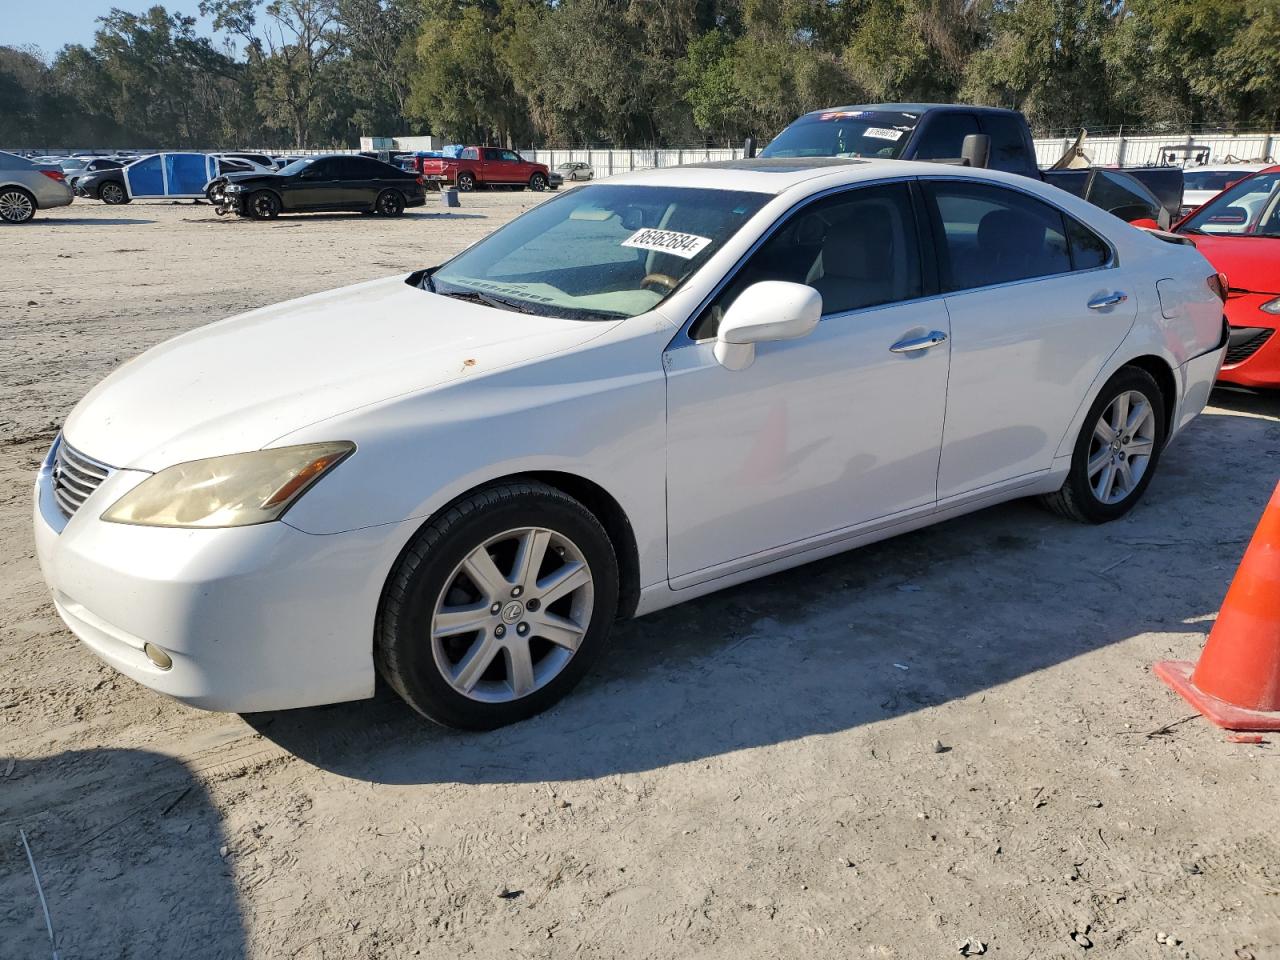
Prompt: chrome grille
<box><xmin>52</xmin><ymin>440</ymin><xmax>114</xmax><ymax>518</ymax></box>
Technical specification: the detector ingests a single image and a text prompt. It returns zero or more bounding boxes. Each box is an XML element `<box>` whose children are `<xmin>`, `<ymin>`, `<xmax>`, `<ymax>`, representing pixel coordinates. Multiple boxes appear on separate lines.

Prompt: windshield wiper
<box><xmin>436</xmin><ymin>288</ymin><xmax>541</xmax><ymax>314</ymax></box>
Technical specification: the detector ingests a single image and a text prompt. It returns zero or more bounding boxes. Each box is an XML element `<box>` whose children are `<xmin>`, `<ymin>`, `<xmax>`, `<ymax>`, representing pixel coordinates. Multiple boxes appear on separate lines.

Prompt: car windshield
<box><xmin>277</xmin><ymin>158</ymin><xmax>315</xmax><ymax>176</ymax></box>
<box><xmin>1184</xmin><ymin>169</ymin><xmax>1254</xmax><ymax>192</ymax></box>
<box><xmin>760</xmin><ymin>110</ymin><xmax>918</xmax><ymax>159</ymax></box>
<box><xmin>427</xmin><ymin>184</ymin><xmax>770</xmax><ymax>320</ymax></box>
<box><xmin>1181</xmin><ymin>171</ymin><xmax>1280</xmax><ymax>237</ymax></box>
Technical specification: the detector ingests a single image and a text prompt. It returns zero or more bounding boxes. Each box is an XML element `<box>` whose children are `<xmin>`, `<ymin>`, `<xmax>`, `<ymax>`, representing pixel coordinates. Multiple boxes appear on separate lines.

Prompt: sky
<box><xmin>7</xmin><ymin>0</ymin><xmax>219</xmax><ymax>58</ymax></box>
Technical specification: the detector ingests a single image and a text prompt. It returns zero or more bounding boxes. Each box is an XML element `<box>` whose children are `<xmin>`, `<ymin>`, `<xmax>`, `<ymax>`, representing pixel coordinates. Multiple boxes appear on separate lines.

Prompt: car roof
<box><xmin>605</xmin><ymin>156</ymin><xmax>1031</xmax><ymax>195</ymax></box>
<box><xmin>797</xmin><ymin>102</ymin><xmax>1024</xmax><ymax>119</ymax></box>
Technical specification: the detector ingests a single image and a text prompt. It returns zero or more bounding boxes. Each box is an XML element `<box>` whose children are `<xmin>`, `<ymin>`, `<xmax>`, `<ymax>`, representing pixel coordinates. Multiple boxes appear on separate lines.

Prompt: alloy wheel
<box><xmin>0</xmin><ymin>190</ymin><xmax>34</xmax><ymax>223</ymax></box>
<box><xmin>377</xmin><ymin>191</ymin><xmax>404</xmax><ymax>215</ymax></box>
<box><xmin>430</xmin><ymin>526</ymin><xmax>594</xmax><ymax>703</ymax></box>
<box><xmin>100</xmin><ymin>182</ymin><xmax>125</xmax><ymax>204</ymax></box>
<box><xmin>1088</xmin><ymin>389</ymin><xmax>1157</xmax><ymax>504</ymax></box>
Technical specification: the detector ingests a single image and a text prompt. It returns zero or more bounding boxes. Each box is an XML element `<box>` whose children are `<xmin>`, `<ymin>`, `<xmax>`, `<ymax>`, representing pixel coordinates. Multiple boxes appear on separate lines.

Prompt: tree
<box><xmin>201</xmin><ymin>0</ymin><xmax>344</xmax><ymax>146</ymax></box>
<box><xmin>962</xmin><ymin>0</ymin><xmax>1118</xmax><ymax>132</ymax></box>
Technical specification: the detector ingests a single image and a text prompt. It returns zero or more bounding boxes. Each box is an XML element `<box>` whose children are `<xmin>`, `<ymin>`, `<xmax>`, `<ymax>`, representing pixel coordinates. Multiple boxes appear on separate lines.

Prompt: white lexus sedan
<box><xmin>35</xmin><ymin>158</ymin><xmax>1228</xmax><ymax>729</ymax></box>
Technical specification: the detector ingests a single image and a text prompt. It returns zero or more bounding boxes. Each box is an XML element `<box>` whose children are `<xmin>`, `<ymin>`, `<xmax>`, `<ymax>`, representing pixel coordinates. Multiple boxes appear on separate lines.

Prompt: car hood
<box><xmin>1182</xmin><ymin>234</ymin><xmax>1280</xmax><ymax>294</ymax></box>
<box><xmin>222</xmin><ymin>172</ymin><xmax>278</xmax><ymax>186</ymax></box>
<box><xmin>63</xmin><ymin>275</ymin><xmax>618</xmax><ymax>471</ymax></box>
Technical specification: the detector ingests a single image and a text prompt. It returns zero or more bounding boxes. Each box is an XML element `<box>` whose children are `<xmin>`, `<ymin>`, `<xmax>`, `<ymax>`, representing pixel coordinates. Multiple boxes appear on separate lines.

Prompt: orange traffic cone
<box><xmin>1154</xmin><ymin>480</ymin><xmax>1280</xmax><ymax>730</ymax></box>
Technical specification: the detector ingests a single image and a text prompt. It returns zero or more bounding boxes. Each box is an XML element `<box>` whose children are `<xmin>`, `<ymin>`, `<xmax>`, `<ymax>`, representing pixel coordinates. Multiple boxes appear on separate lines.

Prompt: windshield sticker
<box><xmin>819</xmin><ymin>110</ymin><xmax>871</xmax><ymax>121</ymax></box>
<box><xmin>622</xmin><ymin>228</ymin><xmax>712</xmax><ymax>259</ymax></box>
<box><xmin>863</xmin><ymin>127</ymin><xmax>905</xmax><ymax>140</ymax></box>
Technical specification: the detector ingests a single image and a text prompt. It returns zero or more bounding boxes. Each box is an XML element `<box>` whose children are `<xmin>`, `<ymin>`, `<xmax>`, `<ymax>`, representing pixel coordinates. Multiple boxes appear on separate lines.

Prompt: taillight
<box><xmin>416</xmin><ymin>175</ymin><xmax>424</xmax><ymax>185</ymax></box>
<box><xmin>40</xmin><ymin>169</ymin><xmax>66</xmax><ymax>182</ymax></box>
<box><xmin>1207</xmin><ymin>272</ymin><xmax>1229</xmax><ymax>302</ymax></box>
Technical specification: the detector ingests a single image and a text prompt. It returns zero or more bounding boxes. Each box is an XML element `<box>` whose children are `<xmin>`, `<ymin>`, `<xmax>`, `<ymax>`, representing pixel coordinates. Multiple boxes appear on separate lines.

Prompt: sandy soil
<box><xmin>2</xmin><ymin>195</ymin><xmax>1279</xmax><ymax>960</ymax></box>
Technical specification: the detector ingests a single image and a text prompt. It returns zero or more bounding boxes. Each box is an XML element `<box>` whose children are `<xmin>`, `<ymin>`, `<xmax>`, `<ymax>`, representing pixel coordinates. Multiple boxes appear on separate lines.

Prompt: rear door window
<box><xmin>923</xmin><ymin>181</ymin><xmax>1072</xmax><ymax>291</ymax></box>
<box><xmin>912</xmin><ymin>113</ymin><xmax>980</xmax><ymax>161</ymax></box>
<box><xmin>979</xmin><ymin>114</ymin><xmax>1036</xmax><ymax>176</ymax></box>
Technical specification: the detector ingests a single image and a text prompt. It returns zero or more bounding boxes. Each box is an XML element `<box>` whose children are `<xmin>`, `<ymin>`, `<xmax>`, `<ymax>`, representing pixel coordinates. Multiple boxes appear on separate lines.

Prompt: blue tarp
<box><xmin>123</xmin><ymin>153</ymin><xmax>217</xmax><ymax>198</ymax></box>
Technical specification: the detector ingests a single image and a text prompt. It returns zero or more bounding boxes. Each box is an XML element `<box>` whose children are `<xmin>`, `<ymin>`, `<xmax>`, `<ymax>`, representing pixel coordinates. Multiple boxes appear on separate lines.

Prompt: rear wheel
<box><xmin>247</xmin><ymin>190</ymin><xmax>280</xmax><ymax>220</ymax></box>
<box><xmin>376</xmin><ymin>481</ymin><xmax>619</xmax><ymax>730</ymax></box>
<box><xmin>529</xmin><ymin>172</ymin><xmax>548</xmax><ymax>192</ymax></box>
<box><xmin>99</xmin><ymin>181</ymin><xmax>128</xmax><ymax>205</ymax></box>
<box><xmin>457</xmin><ymin>171</ymin><xmax>475</xmax><ymax>192</ymax></box>
<box><xmin>375</xmin><ymin>189</ymin><xmax>405</xmax><ymax>216</ymax></box>
<box><xmin>0</xmin><ymin>187</ymin><xmax>36</xmax><ymax>223</ymax></box>
<box><xmin>1039</xmin><ymin>366</ymin><xmax>1166</xmax><ymax>523</ymax></box>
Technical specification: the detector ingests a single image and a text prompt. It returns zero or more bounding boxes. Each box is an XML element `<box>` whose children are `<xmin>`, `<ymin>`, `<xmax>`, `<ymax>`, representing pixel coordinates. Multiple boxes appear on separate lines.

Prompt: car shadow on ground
<box><xmin>245</xmin><ymin>391</ymin><xmax>1279</xmax><ymax>786</ymax></box>
<box><xmin>196</xmin><ymin>211</ymin><xmax>488</xmax><ymax>224</ymax></box>
<box><xmin>39</xmin><ymin>218</ymin><xmax>157</xmax><ymax>226</ymax></box>
<box><xmin>0</xmin><ymin>749</ymin><xmax>244</xmax><ymax>958</ymax></box>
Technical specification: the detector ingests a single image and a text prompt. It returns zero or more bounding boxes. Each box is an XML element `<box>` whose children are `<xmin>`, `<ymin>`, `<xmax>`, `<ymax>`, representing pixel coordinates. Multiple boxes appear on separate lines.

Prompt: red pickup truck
<box><xmin>421</xmin><ymin>147</ymin><xmax>556</xmax><ymax>192</ymax></box>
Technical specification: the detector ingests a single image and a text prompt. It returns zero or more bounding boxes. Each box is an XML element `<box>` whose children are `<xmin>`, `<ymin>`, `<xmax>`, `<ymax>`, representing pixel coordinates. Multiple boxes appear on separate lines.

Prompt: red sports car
<box><xmin>1173</xmin><ymin>166</ymin><xmax>1280</xmax><ymax>387</ymax></box>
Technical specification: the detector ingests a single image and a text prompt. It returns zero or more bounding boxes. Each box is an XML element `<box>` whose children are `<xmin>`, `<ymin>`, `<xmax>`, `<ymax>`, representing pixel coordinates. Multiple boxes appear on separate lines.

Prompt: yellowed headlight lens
<box><xmin>101</xmin><ymin>442</ymin><xmax>354</xmax><ymax>528</ymax></box>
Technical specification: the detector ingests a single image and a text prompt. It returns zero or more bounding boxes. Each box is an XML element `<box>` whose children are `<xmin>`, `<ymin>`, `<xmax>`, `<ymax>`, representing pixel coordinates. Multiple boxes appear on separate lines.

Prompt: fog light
<box><xmin>143</xmin><ymin>643</ymin><xmax>173</xmax><ymax>670</ymax></box>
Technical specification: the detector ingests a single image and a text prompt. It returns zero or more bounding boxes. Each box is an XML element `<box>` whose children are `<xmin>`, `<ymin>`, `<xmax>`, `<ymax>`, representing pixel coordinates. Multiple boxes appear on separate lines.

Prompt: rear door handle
<box><xmin>890</xmin><ymin>330</ymin><xmax>948</xmax><ymax>354</ymax></box>
<box><xmin>1088</xmin><ymin>292</ymin><xmax>1128</xmax><ymax>309</ymax></box>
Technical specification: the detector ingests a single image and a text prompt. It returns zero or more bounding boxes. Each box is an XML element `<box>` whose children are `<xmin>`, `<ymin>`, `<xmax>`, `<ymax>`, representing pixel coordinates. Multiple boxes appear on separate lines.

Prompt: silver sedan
<box><xmin>0</xmin><ymin>151</ymin><xmax>73</xmax><ymax>223</ymax></box>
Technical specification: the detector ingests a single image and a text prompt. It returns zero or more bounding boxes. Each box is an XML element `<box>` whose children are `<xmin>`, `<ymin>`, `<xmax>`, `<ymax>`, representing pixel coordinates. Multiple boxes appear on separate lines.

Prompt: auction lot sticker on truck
<box><xmin>622</xmin><ymin>228</ymin><xmax>712</xmax><ymax>259</ymax></box>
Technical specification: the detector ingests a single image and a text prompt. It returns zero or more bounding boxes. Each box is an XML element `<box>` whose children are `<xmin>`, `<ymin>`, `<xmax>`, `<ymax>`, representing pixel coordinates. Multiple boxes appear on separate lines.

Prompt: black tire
<box><xmin>457</xmin><ymin>171</ymin><xmax>475</xmax><ymax>192</ymax></box>
<box><xmin>1039</xmin><ymin>365</ymin><xmax>1167</xmax><ymax>524</ymax></box>
<box><xmin>529</xmin><ymin>172</ymin><xmax>548</xmax><ymax>192</ymax></box>
<box><xmin>0</xmin><ymin>186</ymin><xmax>37</xmax><ymax>224</ymax></box>
<box><xmin>247</xmin><ymin>190</ymin><xmax>280</xmax><ymax>220</ymax></box>
<box><xmin>375</xmin><ymin>481</ymin><xmax>619</xmax><ymax>730</ymax></box>
<box><xmin>375</xmin><ymin>189</ymin><xmax>405</xmax><ymax>216</ymax></box>
<box><xmin>99</xmin><ymin>180</ymin><xmax>129</xmax><ymax>205</ymax></box>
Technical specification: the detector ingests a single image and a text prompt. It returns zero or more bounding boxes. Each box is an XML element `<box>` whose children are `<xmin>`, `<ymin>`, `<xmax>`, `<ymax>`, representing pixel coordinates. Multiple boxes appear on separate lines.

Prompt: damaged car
<box><xmin>215</xmin><ymin>154</ymin><xmax>427</xmax><ymax>219</ymax></box>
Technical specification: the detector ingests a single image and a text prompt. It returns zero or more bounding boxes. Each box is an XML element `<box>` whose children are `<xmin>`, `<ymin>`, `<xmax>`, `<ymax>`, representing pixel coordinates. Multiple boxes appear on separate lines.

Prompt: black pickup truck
<box><xmin>758</xmin><ymin>103</ymin><xmax>1182</xmax><ymax>227</ymax></box>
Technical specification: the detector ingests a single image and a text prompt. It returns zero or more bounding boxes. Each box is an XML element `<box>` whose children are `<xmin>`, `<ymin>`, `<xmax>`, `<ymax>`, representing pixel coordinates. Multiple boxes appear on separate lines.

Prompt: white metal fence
<box><xmin>523</xmin><ymin>136</ymin><xmax>1277</xmax><ymax>180</ymax></box>
<box><xmin>1031</xmin><ymin>133</ymin><xmax>1278</xmax><ymax>167</ymax></box>
<box><xmin>519</xmin><ymin>146</ymin><xmax>746</xmax><ymax>175</ymax></box>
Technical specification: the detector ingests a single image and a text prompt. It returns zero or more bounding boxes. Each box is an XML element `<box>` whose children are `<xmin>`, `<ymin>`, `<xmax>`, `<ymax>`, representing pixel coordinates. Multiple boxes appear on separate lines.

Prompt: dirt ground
<box><xmin>2</xmin><ymin>194</ymin><xmax>1279</xmax><ymax>960</ymax></box>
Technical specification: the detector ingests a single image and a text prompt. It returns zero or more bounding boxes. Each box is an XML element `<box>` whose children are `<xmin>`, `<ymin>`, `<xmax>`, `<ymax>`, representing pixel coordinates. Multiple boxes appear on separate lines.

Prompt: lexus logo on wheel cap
<box><xmin>501</xmin><ymin>601</ymin><xmax>524</xmax><ymax>624</ymax></box>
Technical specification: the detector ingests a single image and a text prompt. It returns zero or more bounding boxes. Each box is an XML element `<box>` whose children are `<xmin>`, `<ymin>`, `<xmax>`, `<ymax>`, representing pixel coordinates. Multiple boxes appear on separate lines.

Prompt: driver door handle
<box><xmin>890</xmin><ymin>330</ymin><xmax>948</xmax><ymax>354</ymax></box>
<box><xmin>1088</xmin><ymin>292</ymin><xmax>1128</xmax><ymax>309</ymax></box>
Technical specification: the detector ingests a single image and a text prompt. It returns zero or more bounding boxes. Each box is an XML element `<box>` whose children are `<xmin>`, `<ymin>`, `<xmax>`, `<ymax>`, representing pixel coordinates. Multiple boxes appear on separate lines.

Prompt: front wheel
<box><xmin>375</xmin><ymin>189</ymin><xmax>405</xmax><ymax>216</ymax></box>
<box><xmin>376</xmin><ymin>481</ymin><xmax>619</xmax><ymax>730</ymax></box>
<box><xmin>247</xmin><ymin>190</ymin><xmax>280</xmax><ymax>219</ymax></box>
<box><xmin>529</xmin><ymin>172</ymin><xmax>547</xmax><ymax>192</ymax></box>
<box><xmin>1039</xmin><ymin>366</ymin><xmax>1166</xmax><ymax>523</ymax></box>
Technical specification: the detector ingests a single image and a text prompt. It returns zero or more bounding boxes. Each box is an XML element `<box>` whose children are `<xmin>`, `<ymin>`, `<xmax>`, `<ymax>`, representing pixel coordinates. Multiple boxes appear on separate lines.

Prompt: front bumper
<box><xmin>33</xmin><ymin>438</ymin><xmax>411</xmax><ymax>712</ymax></box>
<box><xmin>1218</xmin><ymin>294</ymin><xmax>1280</xmax><ymax>388</ymax></box>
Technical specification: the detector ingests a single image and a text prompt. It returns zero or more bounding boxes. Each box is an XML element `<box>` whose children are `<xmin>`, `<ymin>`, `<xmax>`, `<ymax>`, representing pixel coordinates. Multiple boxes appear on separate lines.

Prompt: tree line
<box><xmin>3</xmin><ymin>0</ymin><xmax>1279</xmax><ymax>151</ymax></box>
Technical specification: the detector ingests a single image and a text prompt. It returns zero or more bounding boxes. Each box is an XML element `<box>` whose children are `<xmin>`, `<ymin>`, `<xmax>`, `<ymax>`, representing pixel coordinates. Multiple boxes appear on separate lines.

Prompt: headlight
<box><xmin>225</xmin><ymin>184</ymin><xmax>242</xmax><ymax>193</ymax></box>
<box><xmin>1262</xmin><ymin>297</ymin><xmax>1280</xmax><ymax>315</ymax></box>
<box><xmin>101</xmin><ymin>442</ymin><xmax>354</xmax><ymax>528</ymax></box>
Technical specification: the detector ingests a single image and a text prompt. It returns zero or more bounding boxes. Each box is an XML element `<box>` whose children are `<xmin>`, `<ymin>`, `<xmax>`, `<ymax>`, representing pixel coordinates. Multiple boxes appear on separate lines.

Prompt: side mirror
<box><xmin>961</xmin><ymin>133</ymin><xmax>991</xmax><ymax>170</ymax></box>
<box><xmin>714</xmin><ymin>281</ymin><xmax>821</xmax><ymax>370</ymax></box>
